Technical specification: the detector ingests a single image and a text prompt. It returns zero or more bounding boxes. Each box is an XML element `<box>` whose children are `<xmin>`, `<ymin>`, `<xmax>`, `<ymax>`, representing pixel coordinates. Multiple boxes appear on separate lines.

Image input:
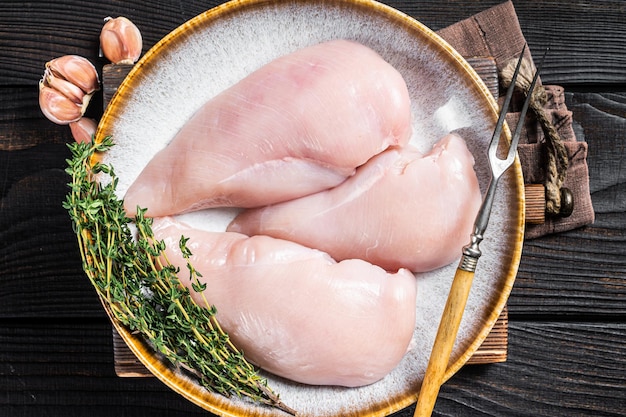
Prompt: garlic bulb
<box><xmin>69</xmin><ymin>117</ymin><xmax>98</xmax><ymax>144</ymax></box>
<box><xmin>100</xmin><ymin>16</ymin><xmax>142</xmax><ymax>65</ymax></box>
<box><xmin>39</xmin><ymin>55</ymin><xmax>100</xmax><ymax>125</ymax></box>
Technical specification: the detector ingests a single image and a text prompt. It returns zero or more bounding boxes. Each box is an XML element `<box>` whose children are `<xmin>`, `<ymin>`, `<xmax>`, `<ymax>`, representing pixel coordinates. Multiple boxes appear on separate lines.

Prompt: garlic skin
<box><xmin>69</xmin><ymin>117</ymin><xmax>98</xmax><ymax>144</ymax></box>
<box><xmin>39</xmin><ymin>55</ymin><xmax>100</xmax><ymax>125</ymax></box>
<box><xmin>100</xmin><ymin>16</ymin><xmax>142</xmax><ymax>65</ymax></box>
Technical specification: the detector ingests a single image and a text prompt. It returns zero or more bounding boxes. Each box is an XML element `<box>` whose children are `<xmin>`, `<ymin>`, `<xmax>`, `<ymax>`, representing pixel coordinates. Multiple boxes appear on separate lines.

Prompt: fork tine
<box><xmin>507</xmin><ymin>47</ymin><xmax>549</xmax><ymax>163</ymax></box>
<box><xmin>489</xmin><ymin>44</ymin><xmax>526</xmax><ymax>154</ymax></box>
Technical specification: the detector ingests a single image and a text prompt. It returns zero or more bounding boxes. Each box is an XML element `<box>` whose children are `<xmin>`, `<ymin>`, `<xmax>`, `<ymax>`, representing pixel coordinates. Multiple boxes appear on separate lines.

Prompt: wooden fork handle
<box><xmin>414</xmin><ymin>267</ymin><xmax>476</xmax><ymax>417</ymax></box>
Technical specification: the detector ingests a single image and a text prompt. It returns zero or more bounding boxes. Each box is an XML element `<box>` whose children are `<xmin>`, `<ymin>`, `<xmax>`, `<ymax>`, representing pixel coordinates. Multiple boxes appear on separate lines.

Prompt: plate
<box><xmin>95</xmin><ymin>0</ymin><xmax>524</xmax><ymax>416</ymax></box>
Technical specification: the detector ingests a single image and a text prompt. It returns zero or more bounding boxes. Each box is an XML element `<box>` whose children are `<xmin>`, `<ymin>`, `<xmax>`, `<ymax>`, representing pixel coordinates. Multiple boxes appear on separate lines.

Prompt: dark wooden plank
<box><xmin>1</xmin><ymin>320</ymin><xmax>624</xmax><ymax>417</ymax></box>
<box><xmin>398</xmin><ymin>0</ymin><xmax>626</xmax><ymax>87</ymax></box>
<box><xmin>508</xmin><ymin>91</ymin><xmax>626</xmax><ymax>317</ymax></box>
<box><xmin>0</xmin><ymin>86</ymin><xmax>102</xmax><ymax>151</ymax></box>
<box><xmin>0</xmin><ymin>90</ymin><xmax>99</xmax><ymax>320</ymax></box>
<box><xmin>568</xmin><ymin>92</ymin><xmax>626</xmax><ymax>199</ymax></box>
<box><xmin>0</xmin><ymin>0</ymin><xmax>223</xmax><ymax>85</ymax></box>
<box><xmin>0</xmin><ymin>135</ymin><xmax>105</xmax><ymax>318</ymax></box>
<box><xmin>0</xmin><ymin>320</ymin><xmax>211</xmax><ymax>416</ymax></box>
<box><xmin>512</xmin><ymin>225</ymin><xmax>626</xmax><ymax>317</ymax></box>
<box><xmin>393</xmin><ymin>321</ymin><xmax>626</xmax><ymax>417</ymax></box>
<box><xmin>1</xmin><ymin>1</ymin><xmax>626</xmax><ymax>86</ymax></box>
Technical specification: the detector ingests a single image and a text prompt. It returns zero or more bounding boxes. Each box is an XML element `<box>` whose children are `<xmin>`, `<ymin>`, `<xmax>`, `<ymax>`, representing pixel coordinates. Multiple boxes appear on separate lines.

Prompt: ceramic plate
<box><xmin>95</xmin><ymin>0</ymin><xmax>524</xmax><ymax>416</ymax></box>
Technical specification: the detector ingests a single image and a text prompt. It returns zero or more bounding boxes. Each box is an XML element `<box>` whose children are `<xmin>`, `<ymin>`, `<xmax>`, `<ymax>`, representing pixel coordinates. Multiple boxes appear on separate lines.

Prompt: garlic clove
<box><xmin>38</xmin><ymin>81</ymin><xmax>82</xmax><ymax>125</ymax></box>
<box><xmin>40</xmin><ymin>55</ymin><xmax>99</xmax><ymax>125</ymax></box>
<box><xmin>69</xmin><ymin>117</ymin><xmax>98</xmax><ymax>143</ymax></box>
<box><xmin>43</xmin><ymin>68</ymin><xmax>86</xmax><ymax>105</ymax></box>
<box><xmin>46</xmin><ymin>55</ymin><xmax>100</xmax><ymax>94</ymax></box>
<box><xmin>100</xmin><ymin>16</ymin><xmax>142</xmax><ymax>65</ymax></box>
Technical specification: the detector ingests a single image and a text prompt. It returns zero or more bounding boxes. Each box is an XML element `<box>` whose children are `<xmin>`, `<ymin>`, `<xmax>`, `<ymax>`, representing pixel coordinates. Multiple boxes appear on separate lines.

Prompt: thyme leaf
<box><xmin>64</xmin><ymin>137</ymin><xmax>296</xmax><ymax>415</ymax></box>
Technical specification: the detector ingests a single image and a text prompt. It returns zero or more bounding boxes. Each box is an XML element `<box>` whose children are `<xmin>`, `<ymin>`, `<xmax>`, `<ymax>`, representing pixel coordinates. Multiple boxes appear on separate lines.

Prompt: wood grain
<box><xmin>509</xmin><ymin>91</ymin><xmax>626</xmax><ymax>317</ymax></box>
<box><xmin>0</xmin><ymin>320</ymin><xmax>210</xmax><ymax>416</ymax></box>
<box><xmin>396</xmin><ymin>321</ymin><xmax>626</xmax><ymax>417</ymax></box>
<box><xmin>524</xmin><ymin>184</ymin><xmax>547</xmax><ymax>224</ymax></box>
<box><xmin>1</xmin><ymin>320</ymin><xmax>623</xmax><ymax>417</ymax></box>
<box><xmin>1</xmin><ymin>1</ymin><xmax>625</xmax><ymax>417</ymax></box>
<box><xmin>415</xmin><ymin>268</ymin><xmax>485</xmax><ymax>416</ymax></box>
<box><xmin>1</xmin><ymin>1</ymin><xmax>626</xmax><ymax>86</ymax></box>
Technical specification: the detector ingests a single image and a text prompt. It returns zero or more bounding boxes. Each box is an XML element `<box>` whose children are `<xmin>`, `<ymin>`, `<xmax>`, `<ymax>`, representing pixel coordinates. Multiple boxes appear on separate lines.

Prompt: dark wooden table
<box><xmin>1</xmin><ymin>1</ymin><xmax>625</xmax><ymax>416</ymax></box>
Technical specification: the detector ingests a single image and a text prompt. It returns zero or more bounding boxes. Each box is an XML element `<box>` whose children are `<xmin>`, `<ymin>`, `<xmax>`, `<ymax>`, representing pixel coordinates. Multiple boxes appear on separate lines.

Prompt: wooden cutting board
<box><xmin>105</xmin><ymin>56</ymin><xmax>510</xmax><ymax>377</ymax></box>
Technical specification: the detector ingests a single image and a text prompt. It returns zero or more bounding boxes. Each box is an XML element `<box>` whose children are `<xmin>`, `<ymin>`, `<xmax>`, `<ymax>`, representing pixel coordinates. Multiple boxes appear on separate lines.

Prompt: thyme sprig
<box><xmin>63</xmin><ymin>137</ymin><xmax>296</xmax><ymax>415</ymax></box>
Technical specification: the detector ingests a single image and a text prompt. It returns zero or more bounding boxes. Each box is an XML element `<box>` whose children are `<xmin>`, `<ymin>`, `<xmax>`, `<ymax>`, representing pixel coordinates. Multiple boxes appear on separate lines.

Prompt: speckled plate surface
<box><xmin>95</xmin><ymin>0</ymin><xmax>524</xmax><ymax>416</ymax></box>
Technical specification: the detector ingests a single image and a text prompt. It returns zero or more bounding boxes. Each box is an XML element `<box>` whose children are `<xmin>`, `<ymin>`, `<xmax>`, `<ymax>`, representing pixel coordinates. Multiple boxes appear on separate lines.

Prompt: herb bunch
<box><xmin>63</xmin><ymin>138</ymin><xmax>295</xmax><ymax>415</ymax></box>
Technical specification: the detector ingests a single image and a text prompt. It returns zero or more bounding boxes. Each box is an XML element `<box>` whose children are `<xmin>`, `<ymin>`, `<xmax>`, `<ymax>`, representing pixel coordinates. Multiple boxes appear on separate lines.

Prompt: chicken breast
<box><xmin>124</xmin><ymin>39</ymin><xmax>412</xmax><ymax>217</ymax></box>
<box><xmin>229</xmin><ymin>134</ymin><xmax>482</xmax><ymax>273</ymax></box>
<box><xmin>152</xmin><ymin>217</ymin><xmax>417</xmax><ymax>387</ymax></box>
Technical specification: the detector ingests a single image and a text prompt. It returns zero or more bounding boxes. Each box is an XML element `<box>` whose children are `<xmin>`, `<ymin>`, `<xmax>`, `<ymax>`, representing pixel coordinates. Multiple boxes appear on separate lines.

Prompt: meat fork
<box><xmin>414</xmin><ymin>45</ymin><xmax>546</xmax><ymax>417</ymax></box>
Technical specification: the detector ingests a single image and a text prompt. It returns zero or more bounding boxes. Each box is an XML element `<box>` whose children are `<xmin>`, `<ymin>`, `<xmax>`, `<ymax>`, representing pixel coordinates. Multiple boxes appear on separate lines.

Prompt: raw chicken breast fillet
<box><xmin>125</xmin><ymin>39</ymin><xmax>412</xmax><ymax>217</ymax></box>
<box><xmin>229</xmin><ymin>133</ymin><xmax>482</xmax><ymax>273</ymax></box>
<box><xmin>152</xmin><ymin>217</ymin><xmax>417</xmax><ymax>387</ymax></box>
